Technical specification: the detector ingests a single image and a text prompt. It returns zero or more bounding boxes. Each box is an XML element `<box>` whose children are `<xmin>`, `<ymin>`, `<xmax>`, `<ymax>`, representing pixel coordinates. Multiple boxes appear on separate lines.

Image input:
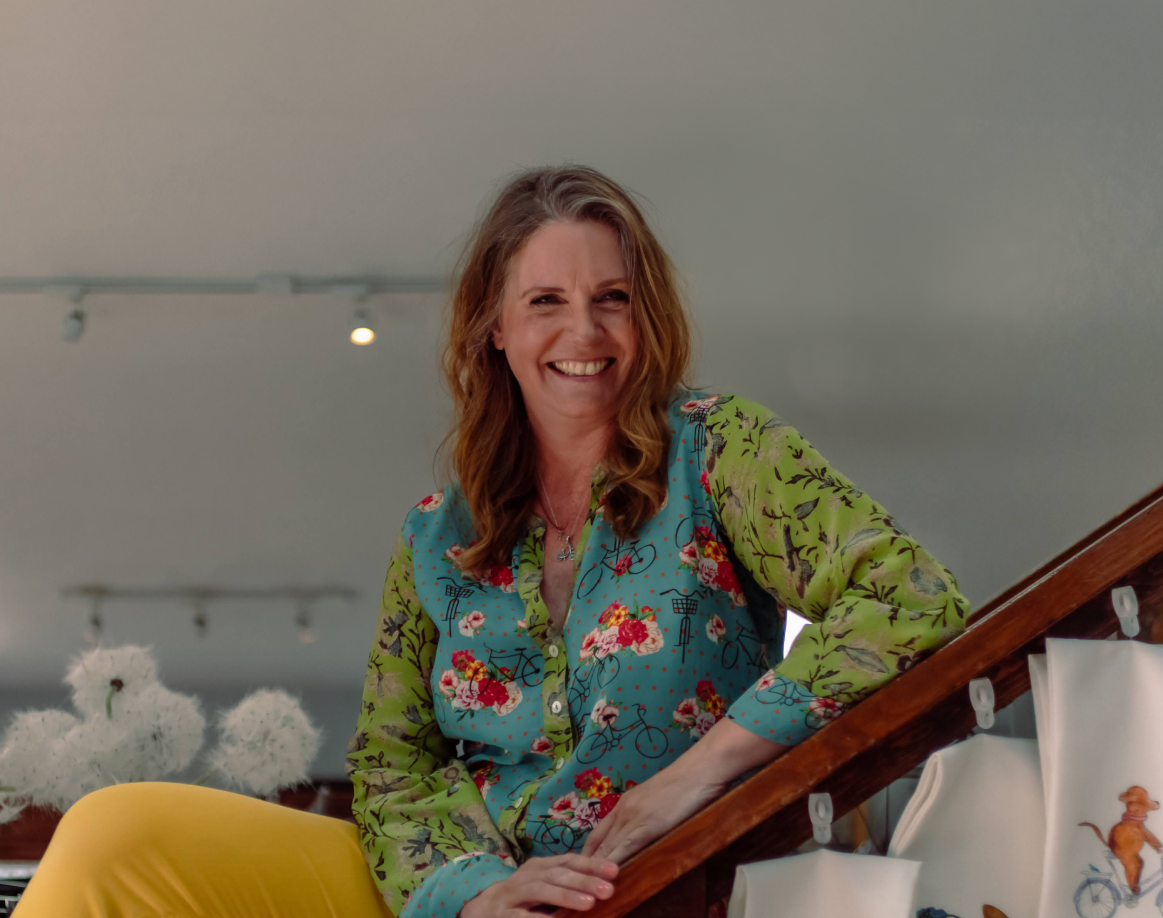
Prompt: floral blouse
<box><xmin>345</xmin><ymin>389</ymin><xmax>970</xmax><ymax>918</ymax></box>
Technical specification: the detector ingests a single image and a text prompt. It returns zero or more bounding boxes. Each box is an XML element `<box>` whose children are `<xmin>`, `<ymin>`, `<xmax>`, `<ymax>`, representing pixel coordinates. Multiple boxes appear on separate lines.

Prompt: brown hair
<box><xmin>437</xmin><ymin>164</ymin><xmax>696</xmax><ymax>572</ymax></box>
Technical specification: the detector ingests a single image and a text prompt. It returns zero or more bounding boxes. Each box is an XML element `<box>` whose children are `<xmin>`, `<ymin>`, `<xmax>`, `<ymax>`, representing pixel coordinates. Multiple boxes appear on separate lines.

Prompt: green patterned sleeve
<box><xmin>701</xmin><ymin>393</ymin><xmax>971</xmax><ymax>746</ymax></box>
<box><xmin>345</xmin><ymin>517</ymin><xmax>518</xmax><ymax>918</ymax></box>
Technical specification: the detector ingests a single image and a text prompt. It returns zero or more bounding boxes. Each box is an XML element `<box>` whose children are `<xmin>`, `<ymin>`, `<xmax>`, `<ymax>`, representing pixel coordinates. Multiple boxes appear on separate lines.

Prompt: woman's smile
<box><xmin>547</xmin><ymin>358</ymin><xmax>616</xmax><ymax>378</ymax></box>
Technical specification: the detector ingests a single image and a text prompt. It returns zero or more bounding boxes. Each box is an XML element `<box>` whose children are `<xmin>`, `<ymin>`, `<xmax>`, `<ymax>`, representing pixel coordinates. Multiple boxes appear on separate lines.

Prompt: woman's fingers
<box><xmin>499</xmin><ymin>854</ymin><xmax>618</xmax><ymax>914</ymax></box>
<box><xmin>523</xmin><ymin>878</ymin><xmax>597</xmax><ymax>911</ymax></box>
<box><xmin>546</xmin><ymin>864</ymin><xmax>616</xmax><ymax>901</ymax></box>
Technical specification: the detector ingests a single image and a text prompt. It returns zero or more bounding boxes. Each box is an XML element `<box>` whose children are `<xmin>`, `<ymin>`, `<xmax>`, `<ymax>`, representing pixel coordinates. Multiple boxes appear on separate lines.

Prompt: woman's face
<box><xmin>492</xmin><ymin>219</ymin><xmax>638</xmax><ymax>429</ymax></box>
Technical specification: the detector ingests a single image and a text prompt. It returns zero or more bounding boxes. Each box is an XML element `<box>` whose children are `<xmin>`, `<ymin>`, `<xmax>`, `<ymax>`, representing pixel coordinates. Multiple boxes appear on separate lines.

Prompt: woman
<box><xmin>13</xmin><ymin>164</ymin><xmax>968</xmax><ymax>918</ymax></box>
<box><xmin>345</xmin><ymin>164</ymin><xmax>969</xmax><ymax>918</ymax></box>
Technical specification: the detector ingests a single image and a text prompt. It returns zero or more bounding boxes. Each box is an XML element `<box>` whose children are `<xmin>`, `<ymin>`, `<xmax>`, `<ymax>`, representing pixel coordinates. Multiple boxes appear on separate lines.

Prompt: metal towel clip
<box><xmin>1112</xmin><ymin>586</ymin><xmax>1140</xmax><ymax>638</ymax></box>
<box><xmin>808</xmin><ymin>792</ymin><xmax>833</xmax><ymax>845</ymax></box>
<box><xmin>969</xmin><ymin>677</ymin><xmax>995</xmax><ymax>730</ymax></box>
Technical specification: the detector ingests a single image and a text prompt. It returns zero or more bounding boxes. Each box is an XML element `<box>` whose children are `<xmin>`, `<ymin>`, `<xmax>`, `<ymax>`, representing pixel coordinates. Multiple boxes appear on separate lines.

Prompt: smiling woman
<box><xmin>341</xmin><ymin>164</ymin><xmax>971</xmax><ymax>918</ymax></box>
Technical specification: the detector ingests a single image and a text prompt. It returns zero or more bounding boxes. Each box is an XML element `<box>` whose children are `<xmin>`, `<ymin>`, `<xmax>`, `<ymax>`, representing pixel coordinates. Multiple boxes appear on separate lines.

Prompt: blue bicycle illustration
<box><xmin>1075</xmin><ymin>851</ymin><xmax>1163</xmax><ymax>917</ymax></box>
<box><xmin>575</xmin><ymin>702</ymin><xmax>669</xmax><ymax>764</ymax></box>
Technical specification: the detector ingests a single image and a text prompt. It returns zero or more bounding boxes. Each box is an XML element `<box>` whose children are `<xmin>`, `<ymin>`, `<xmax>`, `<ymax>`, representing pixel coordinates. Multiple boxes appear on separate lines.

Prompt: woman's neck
<box><xmin>527</xmin><ymin>409</ymin><xmax>612</xmax><ymax>494</ymax></box>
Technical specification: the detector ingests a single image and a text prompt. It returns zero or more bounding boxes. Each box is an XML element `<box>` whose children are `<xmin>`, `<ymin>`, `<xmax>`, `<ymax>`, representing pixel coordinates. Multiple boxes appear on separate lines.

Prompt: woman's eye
<box><xmin>531</xmin><ymin>290</ymin><xmax>628</xmax><ymax>305</ymax></box>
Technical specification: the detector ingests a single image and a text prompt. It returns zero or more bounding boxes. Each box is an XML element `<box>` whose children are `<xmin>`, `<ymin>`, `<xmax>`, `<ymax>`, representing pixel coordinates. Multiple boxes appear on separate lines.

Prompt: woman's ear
<box><xmin>491</xmin><ymin>325</ymin><xmax>504</xmax><ymax>350</ymax></box>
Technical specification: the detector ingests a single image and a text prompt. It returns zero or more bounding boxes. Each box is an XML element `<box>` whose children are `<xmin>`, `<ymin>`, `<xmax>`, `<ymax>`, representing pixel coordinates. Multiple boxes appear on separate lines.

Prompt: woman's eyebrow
<box><xmin>520</xmin><ymin>277</ymin><xmax>628</xmax><ymax>298</ymax></box>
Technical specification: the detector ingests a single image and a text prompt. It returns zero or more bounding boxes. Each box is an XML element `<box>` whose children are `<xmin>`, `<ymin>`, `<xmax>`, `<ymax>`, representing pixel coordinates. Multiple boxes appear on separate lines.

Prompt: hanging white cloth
<box><xmin>1031</xmin><ymin>637</ymin><xmax>1163</xmax><ymax>918</ymax></box>
<box><xmin>726</xmin><ymin>848</ymin><xmax>921</xmax><ymax>918</ymax></box>
<box><xmin>888</xmin><ymin>733</ymin><xmax>1045</xmax><ymax>918</ymax></box>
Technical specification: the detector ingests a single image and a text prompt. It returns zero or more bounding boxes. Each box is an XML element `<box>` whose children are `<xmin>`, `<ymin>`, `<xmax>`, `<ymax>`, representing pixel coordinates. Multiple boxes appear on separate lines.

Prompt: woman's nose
<box><xmin>567</xmin><ymin>303</ymin><xmax>601</xmax><ymax>341</ymax></box>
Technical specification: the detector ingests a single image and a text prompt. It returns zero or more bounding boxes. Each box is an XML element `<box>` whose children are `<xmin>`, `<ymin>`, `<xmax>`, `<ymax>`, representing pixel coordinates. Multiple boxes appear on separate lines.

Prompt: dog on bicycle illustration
<box><xmin>1079</xmin><ymin>785</ymin><xmax>1162</xmax><ymax>895</ymax></box>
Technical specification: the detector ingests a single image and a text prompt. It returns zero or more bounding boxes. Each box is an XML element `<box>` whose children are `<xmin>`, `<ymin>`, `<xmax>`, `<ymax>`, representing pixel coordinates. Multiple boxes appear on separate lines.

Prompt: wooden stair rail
<box><xmin>556</xmin><ymin>480</ymin><xmax>1163</xmax><ymax>918</ymax></box>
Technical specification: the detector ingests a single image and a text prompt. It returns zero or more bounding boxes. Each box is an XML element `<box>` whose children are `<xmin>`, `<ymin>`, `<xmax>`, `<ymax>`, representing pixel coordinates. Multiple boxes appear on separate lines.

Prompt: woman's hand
<box><xmin>579</xmin><ymin>761</ymin><xmax>729</xmax><ymax>865</ymax></box>
<box><xmin>581</xmin><ymin>717</ymin><xmax>789</xmax><ymax>864</ymax></box>
<box><xmin>460</xmin><ymin>853</ymin><xmax>619</xmax><ymax>918</ymax></box>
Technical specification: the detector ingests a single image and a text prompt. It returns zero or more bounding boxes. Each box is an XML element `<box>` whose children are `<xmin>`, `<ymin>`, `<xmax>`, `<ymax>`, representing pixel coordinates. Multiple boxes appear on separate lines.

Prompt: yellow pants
<box><xmin>13</xmin><ymin>782</ymin><xmax>396</xmax><ymax>918</ymax></box>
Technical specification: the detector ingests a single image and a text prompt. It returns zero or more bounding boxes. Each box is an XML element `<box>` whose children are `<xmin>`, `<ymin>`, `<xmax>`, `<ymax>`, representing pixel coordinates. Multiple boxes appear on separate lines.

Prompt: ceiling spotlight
<box><xmin>192</xmin><ymin>600</ymin><xmax>209</xmax><ymax>638</ymax></box>
<box><xmin>63</xmin><ymin>308</ymin><xmax>86</xmax><ymax>343</ymax></box>
<box><xmin>83</xmin><ymin>598</ymin><xmax>103</xmax><ymax>644</ymax></box>
<box><xmin>349</xmin><ymin>308</ymin><xmax>375</xmax><ymax>345</ymax></box>
<box><xmin>295</xmin><ymin>601</ymin><xmax>316</xmax><ymax>644</ymax></box>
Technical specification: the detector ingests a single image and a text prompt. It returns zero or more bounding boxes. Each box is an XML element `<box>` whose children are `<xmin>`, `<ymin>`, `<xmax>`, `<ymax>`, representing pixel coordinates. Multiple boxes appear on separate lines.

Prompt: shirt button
<box><xmin>555</xmin><ymin>757</ymin><xmax>565</xmax><ymax>770</ymax></box>
<box><xmin>550</xmin><ymin>700</ymin><xmax>563</xmax><ymax>714</ymax></box>
<box><xmin>547</xmin><ymin>645</ymin><xmax>559</xmax><ymax>658</ymax></box>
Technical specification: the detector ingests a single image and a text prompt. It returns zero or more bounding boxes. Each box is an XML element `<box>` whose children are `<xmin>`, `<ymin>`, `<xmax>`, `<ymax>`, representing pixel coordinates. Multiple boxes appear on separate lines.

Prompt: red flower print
<box><xmin>700</xmin><ymin>469</ymin><xmax>711</xmax><ymax>495</ymax></box>
<box><xmin>714</xmin><ymin>560</ymin><xmax>741</xmax><ymax>595</ymax></box>
<box><xmin>694</xmin><ymin>523</ymin><xmax>713</xmax><ymax>543</ymax></box>
<box><xmin>488</xmin><ymin>565</ymin><xmax>515</xmax><ymax>589</ymax></box>
<box><xmin>416</xmin><ymin>491</ymin><xmax>444</xmax><ymax>512</ymax></box>
<box><xmin>597</xmin><ymin>792</ymin><xmax>622</xmax><ymax>820</ymax></box>
<box><xmin>617</xmin><ymin>619</ymin><xmax>649</xmax><ymax>647</ymax></box>
<box><xmin>598</xmin><ymin>602</ymin><xmax>629</xmax><ymax>626</ymax></box>
<box><xmin>613</xmin><ymin>554</ymin><xmax>632</xmax><ymax>576</ymax></box>
<box><xmin>451</xmin><ymin>650</ymin><xmax>474</xmax><ymax>670</ymax></box>
<box><xmin>575</xmin><ymin>768</ymin><xmax>603</xmax><ymax>793</ymax></box>
<box><xmin>696</xmin><ymin>679</ymin><xmax>716</xmax><ymax>701</ymax></box>
<box><xmin>476</xmin><ymin>679</ymin><xmax>510</xmax><ymax>708</ymax></box>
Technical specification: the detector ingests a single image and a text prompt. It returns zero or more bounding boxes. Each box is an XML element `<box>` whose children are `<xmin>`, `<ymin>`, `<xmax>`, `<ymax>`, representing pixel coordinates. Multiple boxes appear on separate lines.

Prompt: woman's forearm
<box><xmin>670</xmin><ymin>715</ymin><xmax>791</xmax><ymax>787</ymax></box>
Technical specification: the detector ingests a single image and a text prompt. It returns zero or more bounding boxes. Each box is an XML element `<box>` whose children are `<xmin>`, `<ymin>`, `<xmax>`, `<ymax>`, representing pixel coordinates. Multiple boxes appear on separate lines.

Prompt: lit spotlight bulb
<box><xmin>348</xmin><ymin>308</ymin><xmax>375</xmax><ymax>345</ymax></box>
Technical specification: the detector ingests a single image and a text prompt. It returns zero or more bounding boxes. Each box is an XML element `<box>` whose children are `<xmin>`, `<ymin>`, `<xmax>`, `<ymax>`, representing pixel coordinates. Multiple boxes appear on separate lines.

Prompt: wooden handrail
<box><xmin>557</xmin><ymin>481</ymin><xmax>1163</xmax><ymax>918</ymax></box>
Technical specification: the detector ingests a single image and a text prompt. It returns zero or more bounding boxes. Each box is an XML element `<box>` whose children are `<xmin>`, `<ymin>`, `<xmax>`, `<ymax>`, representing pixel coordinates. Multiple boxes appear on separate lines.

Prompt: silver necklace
<box><xmin>536</xmin><ymin>471</ymin><xmax>588</xmax><ymax>562</ymax></box>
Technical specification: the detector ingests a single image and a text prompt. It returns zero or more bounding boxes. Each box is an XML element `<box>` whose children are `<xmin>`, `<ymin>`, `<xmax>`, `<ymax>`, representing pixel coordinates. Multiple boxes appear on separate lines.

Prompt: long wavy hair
<box><xmin>437</xmin><ymin>164</ymin><xmax>696</xmax><ymax>572</ymax></box>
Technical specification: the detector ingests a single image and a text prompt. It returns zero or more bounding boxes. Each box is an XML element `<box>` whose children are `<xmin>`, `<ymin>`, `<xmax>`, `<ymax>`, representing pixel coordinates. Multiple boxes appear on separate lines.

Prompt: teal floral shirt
<box><xmin>345</xmin><ymin>389</ymin><xmax>970</xmax><ymax>918</ymax></box>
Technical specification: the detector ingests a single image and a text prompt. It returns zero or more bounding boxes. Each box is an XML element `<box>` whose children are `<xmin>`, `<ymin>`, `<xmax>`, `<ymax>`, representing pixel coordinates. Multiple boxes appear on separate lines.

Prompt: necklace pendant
<box><xmin>555</xmin><ymin>532</ymin><xmax>575</xmax><ymax>562</ymax></box>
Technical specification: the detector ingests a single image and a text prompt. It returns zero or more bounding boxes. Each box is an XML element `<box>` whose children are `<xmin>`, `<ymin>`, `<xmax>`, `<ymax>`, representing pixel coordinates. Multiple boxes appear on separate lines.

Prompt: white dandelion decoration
<box><xmin>204</xmin><ymin>690</ymin><xmax>322</xmax><ymax>798</ymax></box>
<box><xmin>0</xmin><ymin>645</ymin><xmax>321</xmax><ymax>818</ymax></box>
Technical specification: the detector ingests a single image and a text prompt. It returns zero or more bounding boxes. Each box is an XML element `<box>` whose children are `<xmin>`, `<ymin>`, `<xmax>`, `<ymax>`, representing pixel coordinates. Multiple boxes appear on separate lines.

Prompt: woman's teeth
<box><xmin>550</xmin><ymin>359</ymin><xmax>612</xmax><ymax>377</ymax></box>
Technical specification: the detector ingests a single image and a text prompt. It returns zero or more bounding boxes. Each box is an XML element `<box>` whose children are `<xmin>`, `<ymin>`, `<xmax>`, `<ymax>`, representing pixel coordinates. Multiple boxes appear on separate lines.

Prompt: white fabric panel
<box><xmin>1033</xmin><ymin>638</ymin><xmax>1163</xmax><ymax>918</ymax></box>
<box><xmin>888</xmin><ymin>733</ymin><xmax>1044</xmax><ymax>918</ymax></box>
<box><xmin>726</xmin><ymin>848</ymin><xmax>920</xmax><ymax>918</ymax></box>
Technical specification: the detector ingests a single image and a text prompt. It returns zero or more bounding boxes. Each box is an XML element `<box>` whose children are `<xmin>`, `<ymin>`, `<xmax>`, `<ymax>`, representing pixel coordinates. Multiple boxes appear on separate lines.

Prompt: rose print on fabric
<box><xmin>546</xmin><ymin>768</ymin><xmax>639</xmax><ymax>835</ymax></box>
<box><xmin>670</xmin><ymin>679</ymin><xmax>726</xmax><ymax>739</ymax></box>
<box><xmin>679</xmin><ymin>524</ymin><xmax>745</xmax><ymax>606</ymax></box>
<box><xmin>415</xmin><ymin>490</ymin><xmax>444</xmax><ymax>512</ymax></box>
<box><xmin>438</xmin><ymin>649</ymin><xmax>522</xmax><ymax>718</ymax></box>
<box><xmin>579</xmin><ymin>601</ymin><xmax>664</xmax><ymax>662</ymax></box>
<box><xmin>679</xmin><ymin>395</ymin><xmax>727</xmax><ymax>416</ymax></box>
<box><xmin>470</xmin><ymin>761</ymin><xmax>500</xmax><ymax>799</ymax></box>
<box><xmin>457</xmin><ymin>610</ymin><xmax>486</xmax><ymax>638</ymax></box>
<box><xmin>705</xmin><ymin>614</ymin><xmax>726</xmax><ymax>642</ymax></box>
<box><xmin>444</xmin><ymin>542</ymin><xmax>517</xmax><ymax>592</ymax></box>
<box><xmin>748</xmin><ymin>670</ymin><xmax>849</xmax><ymax>730</ymax></box>
<box><xmin>530</xmin><ymin>735</ymin><xmax>553</xmax><ymax>756</ymax></box>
